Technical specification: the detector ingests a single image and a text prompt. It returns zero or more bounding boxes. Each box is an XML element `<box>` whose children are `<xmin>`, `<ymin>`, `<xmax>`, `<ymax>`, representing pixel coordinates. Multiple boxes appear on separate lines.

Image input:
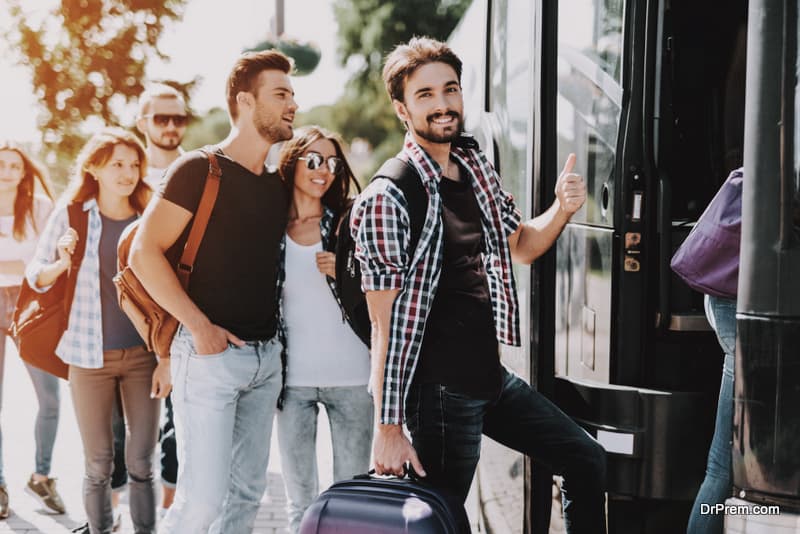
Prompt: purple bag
<box><xmin>670</xmin><ymin>168</ymin><xmax>742</xmax><ymax>299</ymax></box>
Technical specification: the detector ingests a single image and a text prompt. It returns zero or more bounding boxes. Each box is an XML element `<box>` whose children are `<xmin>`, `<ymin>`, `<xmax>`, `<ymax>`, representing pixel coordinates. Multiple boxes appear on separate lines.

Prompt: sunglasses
<box><xmin>298</xmin><ymin>151</ymin><xmax>343</xmax><ymax>174</ymax></box>
<box><xmin>145</xmin><ymin>114</ymin><xmax>189</xmax><ymax>127</ymax></box>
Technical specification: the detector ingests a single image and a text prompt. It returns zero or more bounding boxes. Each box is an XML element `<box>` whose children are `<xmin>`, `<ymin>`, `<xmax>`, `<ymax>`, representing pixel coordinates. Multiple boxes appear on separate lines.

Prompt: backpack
<box><xmin>331</xmin><ymin>158</ymin><xmax>427</xmax><ymax>347</ymax></box>
<box><xmin>113</xmin><ymin>148</ymin><xmax>221</xmax><ymax>358</ymax></box>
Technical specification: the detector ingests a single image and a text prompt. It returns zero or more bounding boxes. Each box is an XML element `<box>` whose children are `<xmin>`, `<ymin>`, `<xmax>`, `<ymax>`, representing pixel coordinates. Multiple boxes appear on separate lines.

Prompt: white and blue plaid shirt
<box><xmin>351</xmin><ymin>134</ymin><xmax>522</xmax><ymax>424</ymax></box>
<box><xmin>26</xmin><ymin>199</ymin><xmax>122</xmax><ymax>369</ymax></box>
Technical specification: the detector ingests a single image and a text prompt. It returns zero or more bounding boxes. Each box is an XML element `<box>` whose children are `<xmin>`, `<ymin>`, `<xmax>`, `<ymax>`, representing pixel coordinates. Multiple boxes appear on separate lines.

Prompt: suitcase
<box><xmin>299</xmin><ymin>472</ymin><xmax>470</xmax><ymax>534</ymax></box>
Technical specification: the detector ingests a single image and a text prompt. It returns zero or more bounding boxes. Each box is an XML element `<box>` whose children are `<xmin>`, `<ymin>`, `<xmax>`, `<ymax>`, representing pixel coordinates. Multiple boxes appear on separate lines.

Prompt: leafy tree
<box><xmin>3</xmin><ymin>0</ymin><xmax>187</xmax><ymax>182</ymax></box>
<box><xmin>319</xmin><ymin>0</ymin><xmax>471</xmax><ymax>178</ymax></box>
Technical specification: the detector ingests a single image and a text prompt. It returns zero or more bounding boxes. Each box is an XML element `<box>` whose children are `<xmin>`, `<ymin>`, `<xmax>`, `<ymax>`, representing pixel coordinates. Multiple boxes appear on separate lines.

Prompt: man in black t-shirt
<box><xmin>129</xmin><ymin>50</ymin><xmax>297</xmax><ymax>534</ymax></box>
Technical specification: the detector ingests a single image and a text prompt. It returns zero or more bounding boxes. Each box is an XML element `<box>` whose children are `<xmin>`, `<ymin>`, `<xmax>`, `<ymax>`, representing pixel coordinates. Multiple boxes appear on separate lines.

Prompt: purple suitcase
<box><xmin>299</xmin><ymin>473</ymin><xmax>470</xmax><ymax>534</ymax></box>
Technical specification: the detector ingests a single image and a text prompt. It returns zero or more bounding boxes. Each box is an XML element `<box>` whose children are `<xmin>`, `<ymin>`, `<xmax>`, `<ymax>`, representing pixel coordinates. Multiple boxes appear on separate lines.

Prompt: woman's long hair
<box><xmin>0</xmin><ymin>141</ymin><xmax>54</xmax><ymax>241</ymax></box>
<box><xmin>278</xmin><ymin>125</ymin><xmax>361</xmax><ymax>216</ymax></box>
<box><xmin>65</xmin><ymin>127</ymin><xmax>151</xmax><ymax>214</ymax></box>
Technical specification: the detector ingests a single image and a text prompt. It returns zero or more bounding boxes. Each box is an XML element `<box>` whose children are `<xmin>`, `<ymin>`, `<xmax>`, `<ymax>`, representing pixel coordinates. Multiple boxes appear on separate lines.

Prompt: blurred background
<box><xmin>0</xmin><ymin>0</ymin><xmax>472</xmax><ymax>189</ymax></box>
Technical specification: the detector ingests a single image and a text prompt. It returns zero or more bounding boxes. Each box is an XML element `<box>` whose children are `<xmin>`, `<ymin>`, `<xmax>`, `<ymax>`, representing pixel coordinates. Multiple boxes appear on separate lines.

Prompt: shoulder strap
<box><xmin>63</xmin><ymin>203</ymin><xmax>89</xmax><ymax>317</ymax></box>
<box><xmin>176</xmin><ymin>148</ymin><xmax>222</xmax><ymax>289</ymax></box>
<box><xmin>372</xmin><ymin>157</ymin><xmax>427</xmax><ymax>250</ymax></box>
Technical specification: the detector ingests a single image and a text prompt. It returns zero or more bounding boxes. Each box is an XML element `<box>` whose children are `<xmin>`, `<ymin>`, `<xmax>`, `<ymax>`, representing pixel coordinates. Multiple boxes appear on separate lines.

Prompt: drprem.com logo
<box><xmin>700</xmin><ymin>503</ymin><xmax>781</xmax><ymax>516</ymax></box>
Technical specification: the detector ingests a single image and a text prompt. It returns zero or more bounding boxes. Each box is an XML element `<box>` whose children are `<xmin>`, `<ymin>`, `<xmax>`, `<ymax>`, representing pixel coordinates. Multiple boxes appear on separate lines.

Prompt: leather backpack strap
<box><xmin>63</xmin><ymin>202</ymin><xmax>90</xmax><ymax>317</ymax></box>
<box><xmin>176</xmin><ymin>148</ymin><xmax>222</xmax><ymax>289</ymax></box>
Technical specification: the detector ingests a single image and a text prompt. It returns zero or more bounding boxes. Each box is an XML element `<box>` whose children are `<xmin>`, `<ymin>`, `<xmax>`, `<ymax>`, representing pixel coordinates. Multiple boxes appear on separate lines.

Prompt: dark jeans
<box><xmin>406</xmin><ymin>367</ymin><xmax>607</xmax><ymax>534</ymax></box>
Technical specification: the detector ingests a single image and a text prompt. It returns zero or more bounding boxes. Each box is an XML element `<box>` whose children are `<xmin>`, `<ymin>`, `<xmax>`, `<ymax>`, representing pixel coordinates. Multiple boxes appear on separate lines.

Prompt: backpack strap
<box><xmin>175</xmin><ymin>148</ymin><xmax>222</xmax><ymax>289</ymax></box>
<box><xmin>63</xmin><ymin>203</ymin><xmax>89</xmax><ymax>320</ymax></box>
<box><xmin>373</xmin><ymin>157</ymin><xmax>428</xmax><ymax>251</ymax></box>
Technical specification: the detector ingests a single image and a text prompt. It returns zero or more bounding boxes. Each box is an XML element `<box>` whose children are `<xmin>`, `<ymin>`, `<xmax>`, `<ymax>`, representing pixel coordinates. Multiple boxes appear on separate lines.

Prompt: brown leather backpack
<box><xmin>114</xmin><ymin>149</ymin><xmax>221</xmax><ymax>358</ymax></box>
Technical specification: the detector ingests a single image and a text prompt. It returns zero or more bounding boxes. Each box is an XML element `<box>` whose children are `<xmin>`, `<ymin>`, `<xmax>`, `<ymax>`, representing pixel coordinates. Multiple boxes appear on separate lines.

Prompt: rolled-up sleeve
<box><xmin>351</xmin><ymin>184</ymin><xmax>410</xmax><ymax>292</ymax></box>
<box><xmin>492</xmin><ymin>169</ymin><xmax>522</xmax><ymax>237</ymax></box>
<box><xmin>25</xmin><ymin>204</ymin><xmax>68</xmax><ymax>293</ymax></box>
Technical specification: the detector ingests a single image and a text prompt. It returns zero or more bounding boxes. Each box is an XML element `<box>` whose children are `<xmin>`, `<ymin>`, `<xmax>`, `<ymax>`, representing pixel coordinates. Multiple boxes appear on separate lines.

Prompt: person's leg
<box><xmin>321</xmin><ymin>386</ymin><xmax>373</xmax><ymax>483</ymax></box>
<box><xmin>405</xmin><ymin>383</ymin><xmax>487</xmax><ymax>504</ymax></box>
<box><xmin>159</xmin><ymin>329</ymin><xmax>246</xmax><ymax>534</ymax></box>
<box><xmin>276</xmin><ymin>387</ymin><xmax>320</xmax><ymax>534</ymax></box>
<box><xmin>110</xmin><ymin>389</ymin><xmax>127</xmax><ymax>530</ymax></box>
<box><xmin>687</xmin><ymin>295</ymin><xmax>737</xmax><ymax>534</ymax></box>
<box><xmin>69</xmin><ymin>355</ymin><xmax>122</xmax><ymax>534</ymax></box>
<box><xmin>159</xmin><ymin>394</ymin><xmax>177</xmax><ymax>509</ymax></box>
<box><xmin>24</xmin><ymin>362</ymin><xmax>65</xmax><ymax>514</ymax></box>
<box><xmin>119</xmin><ymin>345</ymin><xmax>159</xmax><ymax>534</ymax></box>
<box><xmin>213</xmin><ymin>337</ymin><xmax>283</xmax><ymax>534</ymax></box>
<box><xmin>482</xmin><ymin>368</ymin><xmax>607</xmax><ymax>534</ymax></box>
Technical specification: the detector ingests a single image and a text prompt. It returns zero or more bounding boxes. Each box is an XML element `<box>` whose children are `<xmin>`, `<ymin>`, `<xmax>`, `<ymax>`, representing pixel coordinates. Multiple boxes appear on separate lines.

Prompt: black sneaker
<box><xmin>25</xmin><ymin>475</ymin><xmax>66</xmax><ymax>514</ymax></box>
<box><xmin>71</xmin><ymin>523</ymin><xmax>89</xmax><ymax>533</ymax></box>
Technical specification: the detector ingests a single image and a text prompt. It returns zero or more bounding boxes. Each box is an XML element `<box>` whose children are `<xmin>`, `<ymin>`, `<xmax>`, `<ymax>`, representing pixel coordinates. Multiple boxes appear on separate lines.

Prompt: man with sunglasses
<box><xmin>350</xmin><ymin>37</ymin><xmax>607</xmax><ymax>533</ymax></box>
<box><xmin>136</xmin><ymin>83</ymin><xmax>189</xmax><ymax>189</ymax></box>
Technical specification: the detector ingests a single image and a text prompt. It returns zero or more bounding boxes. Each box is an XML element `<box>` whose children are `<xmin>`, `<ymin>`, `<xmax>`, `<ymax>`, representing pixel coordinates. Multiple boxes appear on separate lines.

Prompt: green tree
<box><xmin>3</xmin><ymin>0</ymin><xmax>187</xmax><ymax>182</ymax></box>
<box><xmin>322</xmin><ymin>0</ymin><xmax>471</xmax><ymax>178</ymax></box>
<box><xmin>182</xmin><ymin>107</ymin><xmax>232</xmax><ymax>150</ymax></box>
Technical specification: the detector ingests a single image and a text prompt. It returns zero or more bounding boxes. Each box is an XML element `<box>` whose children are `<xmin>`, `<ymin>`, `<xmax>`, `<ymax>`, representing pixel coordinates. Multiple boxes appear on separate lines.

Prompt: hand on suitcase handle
<box><xmin>362</xmin><ymin>464</ymin><xmax>420</xmax><ymax>481</ymax></box>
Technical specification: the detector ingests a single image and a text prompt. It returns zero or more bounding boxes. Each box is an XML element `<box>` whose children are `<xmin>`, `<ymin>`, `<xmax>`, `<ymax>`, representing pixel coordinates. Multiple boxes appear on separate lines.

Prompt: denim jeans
<box><xmin>687</xmin><ymin>295</ymin><xmax>737</xmax><ymax>534</ymax></box>
<box><xmin>0</xmin><ymin>285</ymin><xmax>61</xmax><ymax>486</ymax></box>
<box><xmin>70</xmin><ymin>345</ymin><xmax>160</xmax><ymax>534</ymax></box>
<box><xmin>277</xmin><ymin>385</ymin><xmax>373</xmax><ymax>533</ymax></box>
<box><xmin>160</xmin><ymin>326</ymin><xmax>283</xmax><ymax>534</ymax></box>
<box><xmin>406</xmin><ymin>367</ymin><xmax>607</xmax><ymax>534</ymax></box>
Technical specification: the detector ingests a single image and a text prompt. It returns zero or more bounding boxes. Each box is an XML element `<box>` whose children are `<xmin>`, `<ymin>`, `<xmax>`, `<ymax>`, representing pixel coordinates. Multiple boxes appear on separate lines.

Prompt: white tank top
<box><xmin>283</xmin><ymin>235</ymin><xmax>370</xmax><ymax>387</ymax></box>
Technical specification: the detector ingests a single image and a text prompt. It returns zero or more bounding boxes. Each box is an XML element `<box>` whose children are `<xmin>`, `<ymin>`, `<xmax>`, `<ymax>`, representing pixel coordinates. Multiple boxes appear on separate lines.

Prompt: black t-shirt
<box><xmin>416</xmin><ymin>167</ymin><xmax>503</xmax><ymax>399</ymax></box>
<box><xmin>159</xmin><ymin>149</ymin><xmax>289</xmax><ymax>341</ymax></box>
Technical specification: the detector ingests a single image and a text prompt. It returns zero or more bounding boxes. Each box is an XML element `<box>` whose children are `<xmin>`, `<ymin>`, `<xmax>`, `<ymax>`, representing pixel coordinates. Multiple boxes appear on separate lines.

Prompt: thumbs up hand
<box><xmin>554</xmin><ymin>153</ymin><xmax>586</xmax><ymax>215</ymax></box>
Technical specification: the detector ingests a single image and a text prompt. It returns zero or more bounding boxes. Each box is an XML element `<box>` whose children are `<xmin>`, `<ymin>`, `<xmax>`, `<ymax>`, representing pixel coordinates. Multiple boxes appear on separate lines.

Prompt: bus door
<box><xmin>539</xmin><ymin>0</ymin><xmax>748</xmax><ymax>532</ymax></box>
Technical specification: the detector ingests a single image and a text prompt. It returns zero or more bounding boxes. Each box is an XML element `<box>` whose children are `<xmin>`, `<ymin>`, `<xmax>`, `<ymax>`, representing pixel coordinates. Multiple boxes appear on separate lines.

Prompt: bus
<box><xmin>448</xmin><ymin>0</ymin><xmax>800</xmax><ymax>532</ymax></box>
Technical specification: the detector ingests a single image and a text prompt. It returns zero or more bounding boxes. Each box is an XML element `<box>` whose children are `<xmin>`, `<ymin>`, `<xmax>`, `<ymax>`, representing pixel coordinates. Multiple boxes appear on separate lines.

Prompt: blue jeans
<box><xmin>0</xmin><ymin>285</ymin><xmax>61</xmax><ymax>486</ymax></box>
<box><xmin>160</xmin><ymin>326</ymin><xmax>283</xmax><ymax>534</ymax></box>
<box><xmin>276</xmin><ymin>385</ymin><xmax>374</xmax><ymax>533</ymax></box>
<box><xmin>406</xmin><ymin>367</ymin><xmax>607</xmax><ymax>534</ymax></box>
<box><xmin>687</xmin><ymin>295</ymin><xmax>737</xmax><ymax>534</ymax></box>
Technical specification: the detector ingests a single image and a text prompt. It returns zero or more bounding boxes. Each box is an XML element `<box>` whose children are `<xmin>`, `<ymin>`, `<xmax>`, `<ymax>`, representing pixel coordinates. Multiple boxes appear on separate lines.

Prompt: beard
<box><xmin>151</xmin><ymin>135</ymin><xmax>183</xmax><ymax>151</ymax></box>
<box><xmin>412</xmin><ymin>111</ymin><xmax>463</xmax><ymax>144</ymax></box>
<box><xmin>254</xmin><ymin>113</ymin><xmax>293</xmax><ymax>143</ymax></box>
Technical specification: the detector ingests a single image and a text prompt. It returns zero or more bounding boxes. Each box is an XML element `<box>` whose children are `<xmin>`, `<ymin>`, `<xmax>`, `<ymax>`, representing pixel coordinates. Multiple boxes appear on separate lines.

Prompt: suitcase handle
<box><xmin>357</xmin><ymin>465</ymin><xmax>422</xmax><ymax>482</ymax></box>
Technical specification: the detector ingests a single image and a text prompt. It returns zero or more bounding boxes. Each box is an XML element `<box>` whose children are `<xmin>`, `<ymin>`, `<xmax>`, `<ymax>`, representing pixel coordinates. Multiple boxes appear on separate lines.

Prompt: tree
<box><xmin>320</xmin><ymin>0</ymin><xmax>471</xmax><ymax>178</ymax></box>
<box><xmin>3</xmin><ymin>0</ymin><xmax>187</xmax><ymax>182</ymax></box>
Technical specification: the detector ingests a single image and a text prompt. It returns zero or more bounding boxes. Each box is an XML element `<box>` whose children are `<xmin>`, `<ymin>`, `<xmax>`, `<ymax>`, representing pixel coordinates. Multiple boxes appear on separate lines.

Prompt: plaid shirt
<box><xmin>351</xmin><ymin>133</ymin><xmax>522</xmax><ymax>424</ymax></box>
<box><xmin>25</xmin><ymin>199</ymin><xmax>135</xmax><ymax>369</ymax></box>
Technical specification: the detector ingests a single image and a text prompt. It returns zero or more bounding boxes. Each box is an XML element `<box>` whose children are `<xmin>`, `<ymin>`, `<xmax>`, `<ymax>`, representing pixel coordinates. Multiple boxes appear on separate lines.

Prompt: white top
<box><xmin>0</xmin><ymin>195</ymin><xmax>52</xmax><ymax>287</ymax></box>
<box><xmin>143</xmin><ymin>166</ymin><xmax>166</xmax><ymax>190</ymax></box>
<box><xmin>283</xmin><ymin>235</ymin><xmax>370</xmax><ymax>387</ymax></box>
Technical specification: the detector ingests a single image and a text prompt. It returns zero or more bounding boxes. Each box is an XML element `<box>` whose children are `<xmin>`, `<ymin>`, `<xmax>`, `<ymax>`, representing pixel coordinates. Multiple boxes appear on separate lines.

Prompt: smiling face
<box><xmin>91</xmin><ymin>144</ymin><xmax>142</xmax><ymax>201</ymax></box>
<box><xmin>394</xmin><ymin>61</ymin><xmax>464</xmax><ymax>145</ymax></box>
<box><xmin>0</xmin><ymin>149</ymin><xmax>25</xmax><ymax>195</ymax></box>
<box><xmin>292</xmin><ymin>138</ymin><xmax>338</xmax><ymax>202</ymax></box>
<box><xmin>250</xmin><ymin>69</ymin><xmax>298</xmax><ymax>143</ymax></box>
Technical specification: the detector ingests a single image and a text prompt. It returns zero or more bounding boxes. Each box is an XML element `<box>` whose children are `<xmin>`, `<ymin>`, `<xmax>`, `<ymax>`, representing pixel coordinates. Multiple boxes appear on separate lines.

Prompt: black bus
<box><xmin>449</xmin><ymin>0</ymin><xmax>800</xmax><ymax>532</ymax></box>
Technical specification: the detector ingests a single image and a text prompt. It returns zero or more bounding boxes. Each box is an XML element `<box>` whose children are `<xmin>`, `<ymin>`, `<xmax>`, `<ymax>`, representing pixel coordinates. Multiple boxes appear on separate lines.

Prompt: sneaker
<box><xmin>25</xmin><ymin>475</ymin><xmax>66</xmax><ymax>514</ymax></box>
<box><xmin>0</xmin><ymin>485</ymin><xmax>8</xmax><ymax>519</ymax></box>
<box><xmin>71</xmin><ymin>523</ymin><xmax>89</xmax><ymax>533</ymax></box>
<box><xmin>112</xmin><ymin>506</ymin><xmax>122</xmax><ymax>532</ymax></box>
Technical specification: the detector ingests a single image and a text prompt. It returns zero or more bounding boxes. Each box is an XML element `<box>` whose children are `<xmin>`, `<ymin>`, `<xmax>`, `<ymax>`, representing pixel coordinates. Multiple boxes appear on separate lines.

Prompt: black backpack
<box><xmin>330</xmin><ymin>158</ymin><xmax>428</xmax><ymax>347</ymax></box>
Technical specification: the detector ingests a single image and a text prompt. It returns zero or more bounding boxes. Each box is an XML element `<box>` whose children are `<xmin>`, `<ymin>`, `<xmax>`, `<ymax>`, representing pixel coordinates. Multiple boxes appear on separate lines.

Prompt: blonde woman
<box><xmin>26</xmin><ymin>128</ymin><xmax>170</xmax><ymax>534</ymax></box>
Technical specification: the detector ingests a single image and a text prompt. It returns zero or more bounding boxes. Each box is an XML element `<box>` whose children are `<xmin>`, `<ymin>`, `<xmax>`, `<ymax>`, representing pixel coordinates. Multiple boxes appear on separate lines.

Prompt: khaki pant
<box><xmin>70</xmin><ymin>345</ymin><xmax>160</xmax><ymax>534</ymax></box>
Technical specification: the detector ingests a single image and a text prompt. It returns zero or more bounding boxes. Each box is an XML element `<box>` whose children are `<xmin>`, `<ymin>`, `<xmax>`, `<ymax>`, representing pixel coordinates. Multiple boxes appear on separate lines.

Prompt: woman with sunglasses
<box><xmin>0</xmin><ymin>142</ymin><xmax>67</xmax><ymax>519</ymax></box>
<box><xmin>26</xmin><ymin>128</ymin><xmax>170</xmax><ymax>534</ymax></box>
<box><xmin>276</xmin><ymin>126</ymin><xmax>373</xmax><ymax>533</ymax></box>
